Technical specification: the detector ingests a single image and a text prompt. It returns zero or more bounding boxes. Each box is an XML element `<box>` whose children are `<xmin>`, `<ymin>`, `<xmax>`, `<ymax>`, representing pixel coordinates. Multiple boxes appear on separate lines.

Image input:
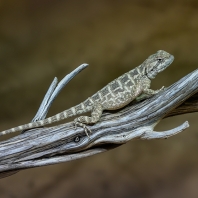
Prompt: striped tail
<box><xmin>0</xmin><ymin>101</ymin><xmax>92</xmax><ymax>136</ymax></box>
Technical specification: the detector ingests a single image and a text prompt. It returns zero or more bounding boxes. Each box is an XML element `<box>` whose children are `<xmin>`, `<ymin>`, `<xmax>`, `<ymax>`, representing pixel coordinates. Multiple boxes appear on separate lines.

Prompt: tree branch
<box><xmin>0</xmin><ymin>69</ymin><xmax>198</xmax><ymax>178</ymax></box>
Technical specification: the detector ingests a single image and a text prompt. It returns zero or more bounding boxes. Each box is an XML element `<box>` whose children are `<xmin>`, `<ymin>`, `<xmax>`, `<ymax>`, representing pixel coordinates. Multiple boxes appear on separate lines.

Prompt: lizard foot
<box><xmin>73</xmin><ymin>120</ymin><xmax>92</xmax><ymax>137</ymax></box>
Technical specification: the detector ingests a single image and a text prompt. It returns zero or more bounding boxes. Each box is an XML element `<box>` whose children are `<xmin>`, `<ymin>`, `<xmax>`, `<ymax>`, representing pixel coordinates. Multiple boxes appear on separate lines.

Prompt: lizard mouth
<box><xmin>147</xmin><ymin>67</ymin><xmax>158</xmax><ymax>79</ymax></box>
<box><xmin>148</xmin><ymin>70</ymin><xmax>158</xmax><ymax>79</ymax></box>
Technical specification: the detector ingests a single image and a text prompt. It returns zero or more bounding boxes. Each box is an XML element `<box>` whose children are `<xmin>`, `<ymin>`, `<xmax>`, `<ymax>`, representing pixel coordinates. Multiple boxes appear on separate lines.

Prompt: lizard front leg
<box><xmin>136</xmin><ymin>86</ymin><xmax>165</xmax><ymax>102</ymax></box>
<box><xmin>143</xmin><ymin>86</ymin><xmax>165</xmax><ymax>96</ymax></box>
<box><xmin>74</xmin><ymin>103</ymin><xmax>103</xmax><ymax>137</ymax></box>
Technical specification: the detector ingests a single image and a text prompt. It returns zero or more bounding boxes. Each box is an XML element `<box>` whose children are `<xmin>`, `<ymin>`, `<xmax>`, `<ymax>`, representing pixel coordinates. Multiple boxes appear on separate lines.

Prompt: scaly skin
<box><xmin>0</xmin><ymin>50</ymin><xmax>174</xmax><ymax>137</ymax></box>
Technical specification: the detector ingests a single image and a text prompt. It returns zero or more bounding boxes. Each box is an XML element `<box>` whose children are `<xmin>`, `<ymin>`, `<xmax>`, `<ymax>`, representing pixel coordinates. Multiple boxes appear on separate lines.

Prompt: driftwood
<box><xmin>0</xmin><ymin>67</ymin><xmax>198</xmax><ymax>179</ymax></box>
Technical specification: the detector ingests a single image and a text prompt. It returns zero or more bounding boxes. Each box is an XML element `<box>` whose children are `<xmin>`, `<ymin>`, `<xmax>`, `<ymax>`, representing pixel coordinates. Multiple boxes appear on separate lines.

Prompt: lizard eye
<box><xmin>157</xmin><ymin>58</ymin><xmax>163</xmax><ymax>62</ymax></box>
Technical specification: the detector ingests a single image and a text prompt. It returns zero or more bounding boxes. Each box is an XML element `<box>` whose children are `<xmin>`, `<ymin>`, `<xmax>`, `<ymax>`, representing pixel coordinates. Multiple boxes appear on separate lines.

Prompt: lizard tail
<box><xmin>0</xmin><ymin>101</ymin><xmax>92</xmax><ymax>136</ymax></box>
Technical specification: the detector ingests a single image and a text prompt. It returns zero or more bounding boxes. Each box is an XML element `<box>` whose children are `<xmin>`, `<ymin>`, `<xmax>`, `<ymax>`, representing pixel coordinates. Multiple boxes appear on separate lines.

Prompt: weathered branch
<box><xmin>0</xmin><ymin>69</ymin><xmax>198</xmax><ymax>178</ymax></box>
<box><xmin>167</xmin><ymin>92</ymin><xmax>198</xmax><ymax>117</ymax></box>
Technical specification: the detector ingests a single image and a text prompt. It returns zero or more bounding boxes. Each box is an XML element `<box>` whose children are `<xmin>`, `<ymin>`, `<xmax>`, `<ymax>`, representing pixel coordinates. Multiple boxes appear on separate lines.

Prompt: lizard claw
<box><xmin>155</xmin><ymin>86</ymin><xmax>166</xmax><ymax>94</ymax></box>
<box><xmin>160</xmin><ymin>86</ymin><xmax>165</xmax><ymax>91</ymax></box>
<box><xmin>74</xmin><ymin>122</ymin><xmax>77</xmax><ymax>130</ymax></box>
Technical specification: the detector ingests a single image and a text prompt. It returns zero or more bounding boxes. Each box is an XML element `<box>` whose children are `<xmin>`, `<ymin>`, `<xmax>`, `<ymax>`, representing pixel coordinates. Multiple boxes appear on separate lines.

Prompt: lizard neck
<box><xmin>139</xmin><ymin>62</ymin><xmax>158</xmax><ymax>80</ymax></box>
<box><xmin>136</xmin><ymin>64</ymin><xmax>154</xmax><ymax>83</ymax></box>
<box><xmin>128</xmin><ymin>63</ymin><xmax>147</xmax><ymax>80</ymax></box>
<box><xmin>137</xmin><ymin>63</ymin><xmax>147</xmax><ymax>76</ymax></box>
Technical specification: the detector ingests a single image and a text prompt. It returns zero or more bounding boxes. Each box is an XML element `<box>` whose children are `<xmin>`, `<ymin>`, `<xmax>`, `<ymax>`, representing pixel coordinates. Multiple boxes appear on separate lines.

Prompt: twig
<box><xmin>32</xmin><ymin>63</ymin><xmax>88</xmax><ymax>121</ymax></box>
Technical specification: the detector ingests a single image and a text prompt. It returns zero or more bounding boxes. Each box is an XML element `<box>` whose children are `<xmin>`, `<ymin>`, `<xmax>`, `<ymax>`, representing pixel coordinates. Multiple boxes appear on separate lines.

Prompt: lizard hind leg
<box><xmin>74</xmin><ymin>103</ymin><xmax>103</xmax><ymax>137</ymax></box>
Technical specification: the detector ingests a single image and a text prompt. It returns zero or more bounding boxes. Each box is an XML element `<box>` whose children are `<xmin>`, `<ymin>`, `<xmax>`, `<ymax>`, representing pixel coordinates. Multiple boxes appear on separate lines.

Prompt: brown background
<box><xmin>0</xmin><ymin>0</ymin><xmax>198</xmax><ymax>197</ymax></box>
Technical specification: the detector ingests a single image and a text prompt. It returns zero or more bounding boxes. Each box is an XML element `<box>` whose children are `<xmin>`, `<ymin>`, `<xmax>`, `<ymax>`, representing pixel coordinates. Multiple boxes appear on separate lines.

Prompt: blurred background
<box><xmin>0</xmin><ymin>0</ymin><xmax>198</xmax><ymax>197</ymax></box>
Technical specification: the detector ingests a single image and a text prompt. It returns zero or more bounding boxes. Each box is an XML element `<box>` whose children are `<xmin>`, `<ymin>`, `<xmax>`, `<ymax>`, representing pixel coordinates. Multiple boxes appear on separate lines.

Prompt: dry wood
<box><xmin>0</xmin><ymin>69</ymin><xmax>198</xmax><ymax>179</ymax></box>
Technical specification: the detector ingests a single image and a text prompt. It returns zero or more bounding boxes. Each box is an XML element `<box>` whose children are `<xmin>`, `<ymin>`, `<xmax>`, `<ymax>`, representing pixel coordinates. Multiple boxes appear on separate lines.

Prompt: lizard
<box><xmin>0</xmin><ymin>50</ymin><xmax>174</xmax><ymax>137</ymax></box>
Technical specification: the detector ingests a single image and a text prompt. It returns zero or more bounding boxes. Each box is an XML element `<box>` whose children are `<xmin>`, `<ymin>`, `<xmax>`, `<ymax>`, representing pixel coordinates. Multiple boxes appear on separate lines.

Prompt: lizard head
<box><xmin>145</xmin><ymin>50</ymin><xmax>174</xmax><ymax>79</ymax></box>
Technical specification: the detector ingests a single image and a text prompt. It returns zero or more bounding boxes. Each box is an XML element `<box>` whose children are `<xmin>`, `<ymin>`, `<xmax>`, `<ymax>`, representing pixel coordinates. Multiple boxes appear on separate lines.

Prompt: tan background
<box><xmin>0</xmin><ymin>0</ymin><xmax>198</xmax><ymax>197</ymax></box>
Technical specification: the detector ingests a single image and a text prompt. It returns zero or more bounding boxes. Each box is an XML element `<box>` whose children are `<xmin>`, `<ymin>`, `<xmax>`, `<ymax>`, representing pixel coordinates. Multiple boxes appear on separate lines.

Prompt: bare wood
<box><xmin>0</xmin><ymin>69</ymin><xmax>198</xmax><ymax>178</ymax></box>
<box><xmin>167</xmin><ymin>92</ymin><xmax>198</xmax><ymax>117</ymax></box>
